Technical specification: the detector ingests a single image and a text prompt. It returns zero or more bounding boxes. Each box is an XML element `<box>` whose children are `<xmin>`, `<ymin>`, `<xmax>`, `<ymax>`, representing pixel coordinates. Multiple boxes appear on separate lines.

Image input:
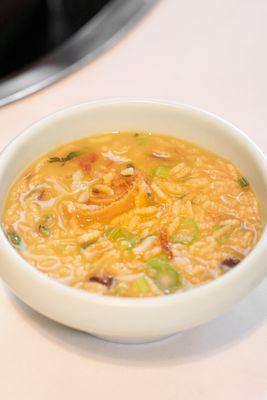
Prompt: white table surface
<box><xmin>0</xmin><ymin>1</ymin><xmax>266</xmax><ymax>399</ymax></box>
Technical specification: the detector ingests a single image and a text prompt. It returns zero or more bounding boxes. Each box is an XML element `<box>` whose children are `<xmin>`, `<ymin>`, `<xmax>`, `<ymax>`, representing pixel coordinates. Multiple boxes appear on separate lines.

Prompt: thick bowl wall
<box><xmin>0</xmin><ymin>99</ymin><xmax>266</xmax><ymax>343</ymax></box>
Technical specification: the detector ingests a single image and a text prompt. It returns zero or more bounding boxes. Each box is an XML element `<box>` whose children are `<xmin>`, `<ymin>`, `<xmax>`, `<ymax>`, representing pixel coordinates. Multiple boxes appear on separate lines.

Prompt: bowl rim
<box><xmin>1</xmin><ymin>97</ymin><xmax>267</xmax><ymax>308</ymax></box>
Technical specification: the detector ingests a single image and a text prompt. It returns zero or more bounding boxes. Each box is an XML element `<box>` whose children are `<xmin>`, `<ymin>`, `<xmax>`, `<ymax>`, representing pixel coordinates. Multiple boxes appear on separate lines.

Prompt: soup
<box><xmin>2</xmin><ymin>133</ymin><xmax>262</xmax><ymax>297</ymax></box>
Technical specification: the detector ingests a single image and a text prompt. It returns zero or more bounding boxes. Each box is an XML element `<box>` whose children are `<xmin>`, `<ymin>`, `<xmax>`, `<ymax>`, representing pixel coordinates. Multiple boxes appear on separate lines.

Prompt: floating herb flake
<box><xmin>7</xmin><ymin>231</ymin><xmax>21</xmax><ymax>246</ymax></box>
<box><xmin>39</xmin><ymin>225</ymin><xmax>50</xmax><ymax>237</ymax></box>
<box><xmin>238</xmin><ymin>176</ymin><xmax>249</xmax><ymax>188</ymax></box>
<box><xmin>48</xmin><ymin>151</ymin><xmax>81</xmax><ymax>163</ymax></box>
<box><xmin>81</xmin><ymin>241</ymin><xmax>93</xmax><ymax>249</ymax></box>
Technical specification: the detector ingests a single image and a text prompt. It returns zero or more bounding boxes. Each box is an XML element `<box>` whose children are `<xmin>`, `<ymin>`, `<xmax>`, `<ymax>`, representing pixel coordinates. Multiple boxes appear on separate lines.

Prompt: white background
<box><xmin>0</xmin><ymin>1</ymin><xmax>266</xmax><ymax>399</ymax></box>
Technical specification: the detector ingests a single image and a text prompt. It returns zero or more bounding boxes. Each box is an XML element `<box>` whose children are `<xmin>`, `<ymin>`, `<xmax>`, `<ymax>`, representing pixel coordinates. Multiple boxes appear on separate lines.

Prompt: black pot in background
<box><xmin>0</xmin><ymin>0</ymin><xmax>44</xmax><ymax>37</ymax></box>
<box><xmin>0</xmin><ymin>0</ymin><xmax>49</xmax><ymax>77</ymax></box>
<box><xmin>46</xmin><ymin>0</ymin><xmax>111</xmax><ymax>39</ymax></box>
<box><xmin>0</xmin><ymin>0</ymin><xmax>111</xmax><ymax>78</ymax></box>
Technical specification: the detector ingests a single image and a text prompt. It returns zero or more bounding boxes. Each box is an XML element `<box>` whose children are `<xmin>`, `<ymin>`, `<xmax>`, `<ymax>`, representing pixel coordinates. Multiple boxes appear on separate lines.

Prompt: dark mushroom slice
<box><xmin>89</xmin><ymin>276</ymin><xmax>114</xmax><ymax>288</ymax></box>
<box><xmin>221</xmin><ymin>258</ymin><xmax>240</xmax><ymax>268</ymax></box>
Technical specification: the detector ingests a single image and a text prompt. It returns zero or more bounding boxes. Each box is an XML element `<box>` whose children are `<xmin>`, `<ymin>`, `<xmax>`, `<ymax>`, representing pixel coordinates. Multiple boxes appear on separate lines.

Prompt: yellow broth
<box><xmin>2</xmin><ymin>132</ymin><xmax>263</xmax><ymax>297</ymax></box>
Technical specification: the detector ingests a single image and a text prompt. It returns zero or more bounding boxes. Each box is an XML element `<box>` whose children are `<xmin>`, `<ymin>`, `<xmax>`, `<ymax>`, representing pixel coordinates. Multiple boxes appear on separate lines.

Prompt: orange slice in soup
<box><xmin>74</xmin><ymin>172</ymin><xmax>141</xmax><ymax>225</ymax></box>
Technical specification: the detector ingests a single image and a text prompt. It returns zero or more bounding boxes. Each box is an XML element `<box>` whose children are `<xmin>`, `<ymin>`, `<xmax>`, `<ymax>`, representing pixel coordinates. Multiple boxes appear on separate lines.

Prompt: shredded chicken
<box><xmin>102</xmin><ymin>151</ymin><xmax>130</xmax><ymax>163</ymax></box>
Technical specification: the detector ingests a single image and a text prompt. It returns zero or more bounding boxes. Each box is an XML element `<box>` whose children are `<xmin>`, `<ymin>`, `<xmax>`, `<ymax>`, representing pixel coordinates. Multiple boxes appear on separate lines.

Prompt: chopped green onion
<box><xmin>126</xmin><ymin>237</ymin><xmax>140</xmax><ymax>247</ymax></box>
<box><xmin>212</xmin><ymin>224</ymin><xmax>222</xmax><ymax>232</ymax></box>
<box><xmin>147</xmin><ymin>255</ymin><xmax>182</xmax><ymax>293</ymax></box>
<box><xmin>43</xmin><ymin>213</ymin><xmax>53</xmax><ymax>219</ymax></box>
<box><xmin>238</xmin><ymin>176</ymin><xmax>249</xmax><ymax>188</ymax></box>
<box><xmin>114</xmin><ymin>285</ymin><xmax>128</xmax><ymax>296</ymax></box>
<box><xmin>7</xmin><ymin>231</ymin><xmax>21</xmax><ymax>246</ymax></box>
<box><xmin>80</xmin><ymin>235</ymin><xmax>100</xmax><ymax>249</ymax></box>
<box><xmin>48</xmin><ymin>151</ymin><xmax>81</xmax><ymax>163</ymax></box>
<box><xmin>39</xmin><ymin>225</ymin><xmax>50</xmax><ymax>237</ymax></box>
<box><xmin>81</xmin><ymin>241</ymin><xmax>93</xmax><ymax>249</ymax></box>
<box><xmin>119</xmin><ymin>240</ymin><xmax>134</xmax><ymax>250</ymax></box>
<box><xmin>147</xmin><ymin>255</ymin><xmax>173</xmax><ymax>270</ymax></box>
<box><xmin>121</xmin><ymin>238</ymin><xmax>141</xmax><ymax>249</ymax></box>
<box><xmin>40</xmin><ymin>213</ymin><xmax>55</xmax><ymax>228</ymax></box>
<box><xmin>131</xmin><ymin>276</ymin><xmax>151</xmax><ymax>294</ymax></box>
<box><xmin>152</xmin><ymin>165</ymin><xmax>172</xmax><ymax>178</ymax></box>
<box><xmin>106</xmin><ymin>226</ymin><xmax>128</xmax><ymax>241</ymax></box>
<box><xmin>171</xmin><ymin>217</ymin><xmax>200</xmax><ymax>245</ymax></box>
<box><xmin>106</xmin><ymin>226</ymin><xmax>140</xmax><ymax>249</ymax></box>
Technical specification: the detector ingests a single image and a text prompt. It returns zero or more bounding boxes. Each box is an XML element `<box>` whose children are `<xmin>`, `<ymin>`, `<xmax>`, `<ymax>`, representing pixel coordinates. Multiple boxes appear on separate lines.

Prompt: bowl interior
<box><xmin>0</xmin><ymin>100</ymin><xmax>267</xmax><ymax>222</ymax></box>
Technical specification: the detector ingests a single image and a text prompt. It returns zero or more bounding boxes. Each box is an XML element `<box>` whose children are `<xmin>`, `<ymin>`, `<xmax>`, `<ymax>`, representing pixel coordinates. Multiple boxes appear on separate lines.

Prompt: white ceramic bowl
<box><xmin>0</xmin><ymin>99</ymin><xmax>267</xmax><ymax>344</ymax></box>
